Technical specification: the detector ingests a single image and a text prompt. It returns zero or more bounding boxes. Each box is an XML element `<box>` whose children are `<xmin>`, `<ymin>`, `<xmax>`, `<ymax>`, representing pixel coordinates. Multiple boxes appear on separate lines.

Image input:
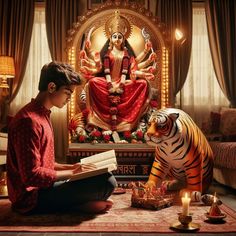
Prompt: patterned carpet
<box><xmin>0</xmin><ymin>190</ymin><xmax>236</xmax><ymax>233</ymax></box>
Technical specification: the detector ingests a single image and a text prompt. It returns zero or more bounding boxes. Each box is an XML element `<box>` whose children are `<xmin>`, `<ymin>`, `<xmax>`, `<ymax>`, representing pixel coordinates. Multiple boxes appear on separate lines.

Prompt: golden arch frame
<box><xmin>66</xmin><ymin>1</ymin><xmax>172</xmax><ymax>123</ymax></box>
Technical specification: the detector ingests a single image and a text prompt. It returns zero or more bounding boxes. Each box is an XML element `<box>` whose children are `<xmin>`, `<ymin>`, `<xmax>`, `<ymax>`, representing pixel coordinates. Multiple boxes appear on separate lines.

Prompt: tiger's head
<box><xmin>144</xmin><ymin>108</ymin><xmax>180</xmax><ymax>146</ymax></box>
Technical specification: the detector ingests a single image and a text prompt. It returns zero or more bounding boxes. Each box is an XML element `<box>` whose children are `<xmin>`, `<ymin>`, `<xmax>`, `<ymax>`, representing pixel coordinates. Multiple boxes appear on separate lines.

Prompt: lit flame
<box><xmin>183</xmin><ymin>192</ymin><xmax>189</xmax><ymax>199</ymax></box>
<box><xmin>213</xmin><ymin>192</ymin><xmax>217</xmax><ymax>203</ymax></box>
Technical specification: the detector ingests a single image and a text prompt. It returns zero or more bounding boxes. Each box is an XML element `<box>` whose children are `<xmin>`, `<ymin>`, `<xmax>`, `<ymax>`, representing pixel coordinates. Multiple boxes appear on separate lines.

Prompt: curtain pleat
<box><xmin>0</xmin><ymin>0</ymin><xmax>34</xmax><ymax>124</ymax></box>
<box><xmin>205</xmin><ymin>0</ymin><xmax>236</xmax><ymax>107</ymax></box>
<box><xmin>155</xmin><ymin>0</ymin><xmax>192</xmax><ymax>105</ymax></box>
<box><xmin>45</xmin><ymin>0</ymin><xmax>81</xmax><ymax>62</ymax></box>
<box><xmin>45</xmin><ymin>0</ymin><xmax>81</xmax><ymax>162</ymax></box>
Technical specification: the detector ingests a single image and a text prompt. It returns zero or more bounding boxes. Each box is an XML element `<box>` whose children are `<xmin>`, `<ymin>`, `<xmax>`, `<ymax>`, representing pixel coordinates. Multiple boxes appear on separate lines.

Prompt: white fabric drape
<box><xmin>10</xmin><ymin>7</ymin><xmax>68</xmax><ymax>162</ymax></box>
<box><xmin>10</xmin><ymin>8</ymin><xmax>51</xmax><ymax>111</ymax></box>
<box><xmin>176</xmin><ymin>8</ymin><xmax>229</xmax><ymax>127</ymax></box>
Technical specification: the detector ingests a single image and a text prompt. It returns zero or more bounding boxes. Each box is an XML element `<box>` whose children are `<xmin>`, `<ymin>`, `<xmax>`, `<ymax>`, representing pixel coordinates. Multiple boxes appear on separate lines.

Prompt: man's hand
<box><xmin>55</xmin><ymin>163</ymin><xmax>97</xmax><ymax>181</ymax></box>
<box><xmin>72</xmin><ymin>163</ymin><xmax>97</xmax><ymax>174</ymax></box>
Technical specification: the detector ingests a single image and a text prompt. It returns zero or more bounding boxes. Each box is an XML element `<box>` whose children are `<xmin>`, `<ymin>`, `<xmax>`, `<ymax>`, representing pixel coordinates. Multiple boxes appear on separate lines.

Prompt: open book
<box><xmin>68</xmin><ymin>149</ymin><xmax>117</xmax><ymax>181</ymax></box>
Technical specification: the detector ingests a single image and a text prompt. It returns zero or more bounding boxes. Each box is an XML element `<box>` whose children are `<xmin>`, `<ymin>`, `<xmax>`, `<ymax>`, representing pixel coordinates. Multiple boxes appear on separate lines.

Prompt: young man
<box><xmin>7</xmin><ymin>62</ymin><xmax>116</xmax><ymax>214</ymax></box>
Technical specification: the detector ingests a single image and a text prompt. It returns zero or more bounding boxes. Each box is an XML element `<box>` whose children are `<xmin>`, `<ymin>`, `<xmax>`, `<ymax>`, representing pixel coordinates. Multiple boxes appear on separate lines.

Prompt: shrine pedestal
<box><xmin>67</xmin><ymin>143</ymin><xmax>155</xmax><ymax>183</ymax></box>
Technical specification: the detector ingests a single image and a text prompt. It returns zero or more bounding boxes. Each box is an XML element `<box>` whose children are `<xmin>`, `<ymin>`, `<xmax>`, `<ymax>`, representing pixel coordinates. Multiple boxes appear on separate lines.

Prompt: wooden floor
<box><xmin>0</xmin><ymin>180</ymin><xmax>236</xmax><ymax>236</ymax></box>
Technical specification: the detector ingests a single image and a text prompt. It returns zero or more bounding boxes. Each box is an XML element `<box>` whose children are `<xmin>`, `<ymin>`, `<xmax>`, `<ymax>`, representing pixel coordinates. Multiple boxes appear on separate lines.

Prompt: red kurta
<box><xmin>7</xmin><ymin>99</ymin><xmax>56</xmax><ymax>213</ymax></box>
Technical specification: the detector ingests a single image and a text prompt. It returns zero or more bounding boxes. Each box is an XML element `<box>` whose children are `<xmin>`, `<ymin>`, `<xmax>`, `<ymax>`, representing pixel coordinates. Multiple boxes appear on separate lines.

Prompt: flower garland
<box><xmin>104</xmin><ymin>50</ymin><xmax>129</xmax><ymax>131</ymax></box>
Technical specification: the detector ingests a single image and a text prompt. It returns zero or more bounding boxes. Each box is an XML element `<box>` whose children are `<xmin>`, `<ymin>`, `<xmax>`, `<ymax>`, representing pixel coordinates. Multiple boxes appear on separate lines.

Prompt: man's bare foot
<box><xmin>77</xmin><ymin>199</ymin><xmax>113</xmax><ymax>214</ymax></box>
<box><xmin>100</xmin><ymin>199</ymin><xmax>113</xmax><ymax>213</ymax></box>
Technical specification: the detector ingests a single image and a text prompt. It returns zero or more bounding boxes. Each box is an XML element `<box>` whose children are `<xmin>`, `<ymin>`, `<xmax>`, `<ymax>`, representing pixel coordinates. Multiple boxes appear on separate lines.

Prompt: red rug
<box><xmin>0</xmin><ymin>191</ymin><xmax>236</xmax><ymax>233</ymax></box>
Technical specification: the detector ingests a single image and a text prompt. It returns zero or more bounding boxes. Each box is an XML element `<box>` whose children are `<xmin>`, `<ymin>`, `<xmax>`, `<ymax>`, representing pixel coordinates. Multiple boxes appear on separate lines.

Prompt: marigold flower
<box><xmin>103</xmin><ymin>134</ymin><xmax>111</xmax><ymax>142</ymax></box>
<box><xmin>78</xmin><ymin>135</ymin><xmax>86</xmax><ymax>142</ymax></box>
<box><xmin>136</xmin><ymin>130</ymin><xmax>143</xmax><ymax>139</ymax></box>
<box><xmin>109</xmin><ymin>95</ymin><xmax>121</xmax><ymax>105</ymax></box>
<box><xmin>110</xmin><ymin>106</ymin><xmax>118</xmax><ymax>115</ymax></box>
<box><xmin>123</xmin><ymin>131</ymin><xmax>131</xmax><ymax>139</ymax></box>
<box><xmin>91</xmin><ymin>130</ymin><xmax>102</xmax><ymax>138</ymax></box>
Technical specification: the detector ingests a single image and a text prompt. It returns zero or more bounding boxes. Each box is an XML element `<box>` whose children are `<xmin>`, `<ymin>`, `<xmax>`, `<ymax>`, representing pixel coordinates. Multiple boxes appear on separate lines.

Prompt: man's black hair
<box><xmin>38</xmin><ymin>62</ymin><xmax>81</xmax><ymax>91</ymax></box>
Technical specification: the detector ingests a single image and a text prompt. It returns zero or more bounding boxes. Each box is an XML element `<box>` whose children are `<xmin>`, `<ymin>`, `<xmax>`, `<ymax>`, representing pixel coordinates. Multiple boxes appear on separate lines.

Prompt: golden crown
<box><xmin>104</xmin><ymin>10</ymin><xmax>132</xmax><ymax>39</ymax></box>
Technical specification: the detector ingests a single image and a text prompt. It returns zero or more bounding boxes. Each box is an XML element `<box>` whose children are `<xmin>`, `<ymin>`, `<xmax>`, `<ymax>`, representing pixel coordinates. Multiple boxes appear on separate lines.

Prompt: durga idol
<box><xmin>71</xmin><ymin>10</ymin><xmax>157</xmax><ymax>143</ymax></box>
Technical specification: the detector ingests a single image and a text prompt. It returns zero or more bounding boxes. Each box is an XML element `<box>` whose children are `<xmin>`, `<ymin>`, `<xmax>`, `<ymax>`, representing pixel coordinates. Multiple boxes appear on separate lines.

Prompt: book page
<box><xmin>80</xmin><ymin>149</ymin><xmax>116</xmax><ymax>165</ymax></box>
<box><xmin>68</xmin><ymin>150</ymin><xmax>117</xmax><ymax>182</ymax></box>
<box><xmin>93</xmin><ymin>158</ymin><xmax>117</xmax><ymax>168</ymax></box>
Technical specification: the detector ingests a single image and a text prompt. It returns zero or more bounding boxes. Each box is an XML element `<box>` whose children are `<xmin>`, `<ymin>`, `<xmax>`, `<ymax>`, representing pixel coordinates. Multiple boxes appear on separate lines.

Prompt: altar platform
<box><xmin>67</xmin><ymin>143</ymin><xmax>155</xmax><ymax>182</ymax></box>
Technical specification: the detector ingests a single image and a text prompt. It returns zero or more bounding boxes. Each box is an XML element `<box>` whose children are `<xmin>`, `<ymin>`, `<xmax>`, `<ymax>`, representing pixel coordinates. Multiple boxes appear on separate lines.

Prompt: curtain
<box><xmin>155</xmin><ymin>0</ymin><xmax>192</xmax><ymax>105</ymax></box>
<box><xmin>45</xmin><ymin>0</ymin><xmax>82</xmax><ymax>62</ymax></box>
<box><xmin>45</xmin><ymin>0</ymin><xmax>81</xmax><ymax>162</ymax></box>
<box><xmin>176</xmin><ymin>8</ymin><xmax>229</xmax><ymax>127</ymax></box>
<box><xmin>0</xmin><ymin>0</ymin><xmax>34</xmax><ymax>124</ymax></box>
<box><xmin>205</xmin><ymin>0</ymin><xmax>236</xmax><ymax>108</ymax></box>
<box><xmin>10</xmin><ymin>8</ymin><xmax>52</xmax><ymax>114</ymax></box>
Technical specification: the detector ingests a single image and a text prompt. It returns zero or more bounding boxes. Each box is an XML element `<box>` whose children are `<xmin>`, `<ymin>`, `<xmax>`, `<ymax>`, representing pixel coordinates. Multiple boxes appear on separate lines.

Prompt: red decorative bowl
<box><xmin>205</xmin><ymin>212</ymin><xmax>226</xmax><ymax>222</ymax></box>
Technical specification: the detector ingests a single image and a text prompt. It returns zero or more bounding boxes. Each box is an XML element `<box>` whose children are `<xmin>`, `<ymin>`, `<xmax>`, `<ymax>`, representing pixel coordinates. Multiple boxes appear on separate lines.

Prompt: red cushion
<box><xmin>210</xmin><ymin>112</ymin><xmax>221</xmax><ymax>133</ymax></box>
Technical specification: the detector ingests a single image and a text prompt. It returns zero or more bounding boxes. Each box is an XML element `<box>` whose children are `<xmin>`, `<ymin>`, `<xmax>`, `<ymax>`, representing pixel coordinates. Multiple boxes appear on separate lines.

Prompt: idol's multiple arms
<box><xmin>79</xmin><ymin>28</ymin><xmax>157</xmax><ymax>81</ymax></box>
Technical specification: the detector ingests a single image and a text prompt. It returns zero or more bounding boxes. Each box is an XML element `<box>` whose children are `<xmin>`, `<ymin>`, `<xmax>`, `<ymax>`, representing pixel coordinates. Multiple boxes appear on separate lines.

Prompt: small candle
<box><xmin>181</xmin><ymin>192</ymin><xmax>191</xmax><ymax>216</ymax></box>
<box><xmin>209</xmin><ymin>192</ymin><xmax>222</xmax><ymax>216</ymax></box>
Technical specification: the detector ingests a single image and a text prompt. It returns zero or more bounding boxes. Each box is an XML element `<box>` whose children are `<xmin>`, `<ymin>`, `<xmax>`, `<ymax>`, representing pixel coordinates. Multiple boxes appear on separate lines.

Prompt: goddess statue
<box><xmin>70</xmin><ymin>10</ymin><xmax>157</xmax><ymax>143</ymax></box>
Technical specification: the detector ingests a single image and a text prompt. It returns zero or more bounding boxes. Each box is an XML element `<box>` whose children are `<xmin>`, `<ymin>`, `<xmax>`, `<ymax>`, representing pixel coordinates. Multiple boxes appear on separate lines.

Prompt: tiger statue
<box><xmin>145</xmin><ymin>108</ymin><xmax>214</xmax><ymax>200</ymax></box>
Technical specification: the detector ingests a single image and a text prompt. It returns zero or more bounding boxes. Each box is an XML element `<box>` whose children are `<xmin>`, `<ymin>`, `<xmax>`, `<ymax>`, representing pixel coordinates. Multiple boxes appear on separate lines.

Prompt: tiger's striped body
<box><xmin>145</xmin><ymin>108</ymin><xmax>214</xmax><ymax>194</ymax></box>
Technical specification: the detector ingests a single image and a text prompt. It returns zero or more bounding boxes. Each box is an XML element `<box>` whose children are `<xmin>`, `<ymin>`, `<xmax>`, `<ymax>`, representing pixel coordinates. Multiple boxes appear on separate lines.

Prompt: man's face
<box><xmin>50</xmin><ymin>85</ymin><xmax>75</xmax><ymax>108</ymax></box>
